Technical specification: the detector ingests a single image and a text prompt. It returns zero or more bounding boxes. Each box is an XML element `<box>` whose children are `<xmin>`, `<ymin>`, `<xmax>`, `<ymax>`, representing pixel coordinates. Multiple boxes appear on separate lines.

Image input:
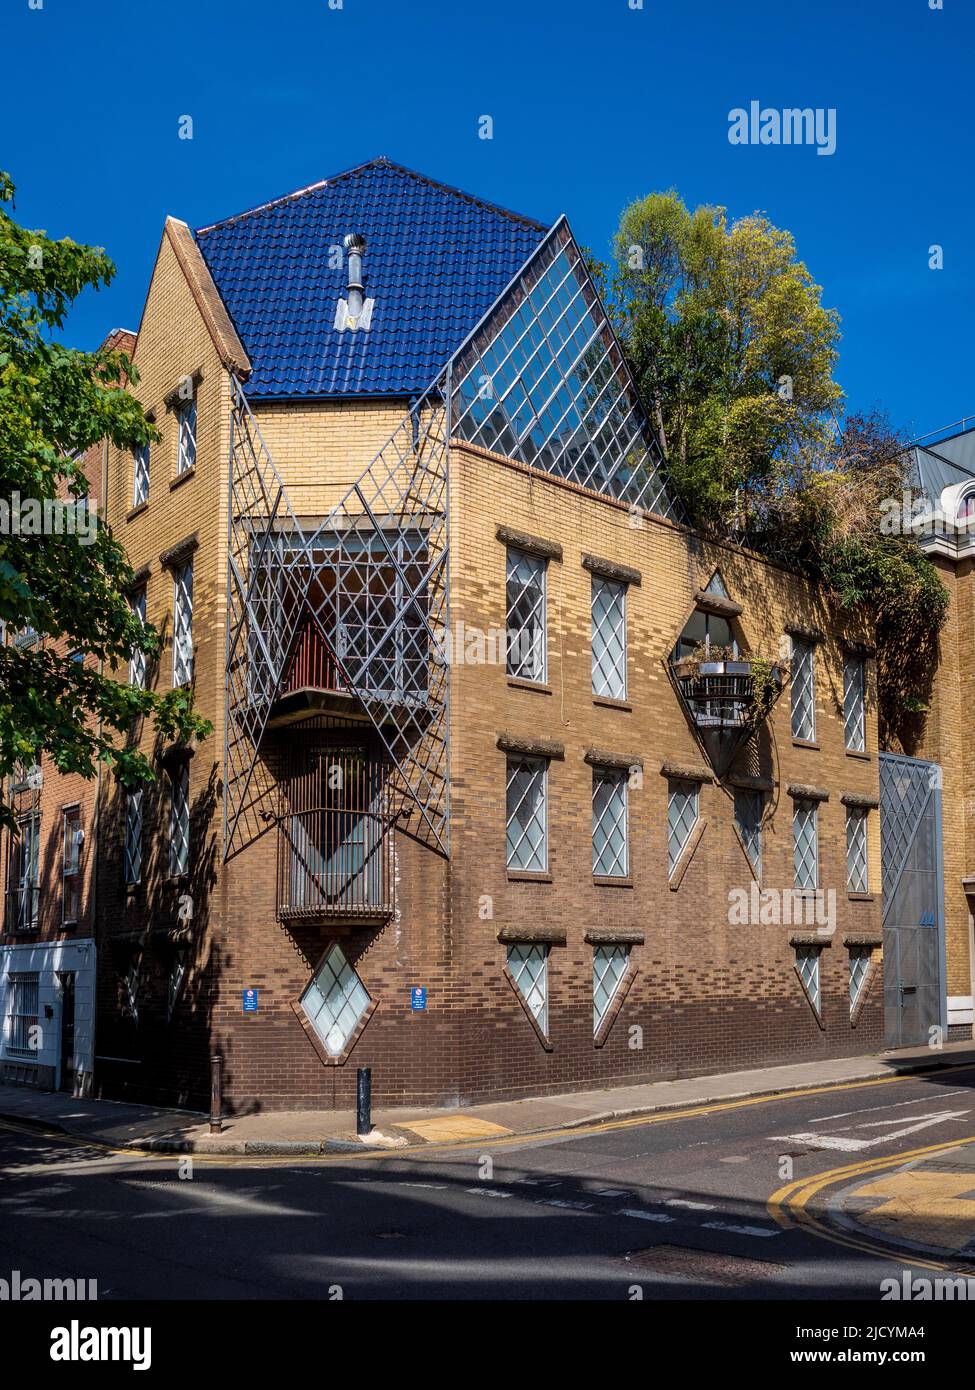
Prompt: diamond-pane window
<box><xmin>130</xmin><ymin>587</ymin><xmax>147</xmax><ymax>689</ymax></box>
<box><xmin>176</xmin><ymin>396</ymin><xmax>197</xmax><ymax>476</ymax></box>
<box><xmin>172</xmin><ymin>559</ymin><xmax>193</xmax><ymax>687</ymax></box>
<box><xmin>790</xmin><ymin>638</ymin><xmax>816</xmax><ymax>741</ymax></box>
<box><xmin>593</xmin><ymin>944</ymin><xmax>628</xmax><ymax>1034</ymax></box>
<box><xmin>846</xmin><ymin>807</ymin><xmax>869</xmax><ymax>893</ymax></box>
<box><xmin>668</xmin><ymin>780</ymin><xmax>699</xmax><ymax>876</ymax></box>
<box><xmin>451</xmin><ymin>231</ymin><xmax>680</xmax><ymax>520</ymax></box>
<box><xmin>132</xmin><ymin>443</ymin><xmax>150</xmax><ymax>507</ymax></box>
<box><xmin>591</xmin><ymin>576</ymin><xmax>626</xmax><ymax>700</ymax></box>
<box><xmin>844</xmin><ymin>656</ymin><xmax>866</xmax><ymax>753</ymax></box>
<box><xmin>124</xmin><ymin>788</ymin><xmax>143</xmax><ymax>886</ymax></box>
<box><xmin>734</xmin><ymin>788</ymin><xmax>763</xmax><ymax>879</ymax></box>
<box><xmin>506</xmin><ymin>549</ymin><xmax>547</xmax><ymax>682</ymax></box>
<box><xmin>592</xmin><ymin>769</ymin><xmax>628</xmax><ymax>878</ymax></box>
<box><xmin>796</xmin><ymin>946</ymin><xmax>822</xmax><ymax>1016</ymax></box>
<box><xmin>793</xmin><ymin>799</ymin><xmax>819</xmax><ymax>890</ymax></box>
<box><xmin>506</xmin><ymin>757</ymin><xmax>547</xmax><ymax>872</ymax></box>
<box><xmin>507</xmin><ymin>943</ymin><xmax>548</xmax><ymax>1035</ymax></box>
<box><xmin>849</xmin><ymin>947</ymin><xmax>870</xmax><ymax>1012</ymax></box>
<box><xmin>169</xmin><ymin>763</ymin><xmax>190</xmax><ymax>878</ymax></box>
<box><xmin>301</xmin><ymin>943</ymin><xmax>371</xmax><ymax>1056</ymax></box>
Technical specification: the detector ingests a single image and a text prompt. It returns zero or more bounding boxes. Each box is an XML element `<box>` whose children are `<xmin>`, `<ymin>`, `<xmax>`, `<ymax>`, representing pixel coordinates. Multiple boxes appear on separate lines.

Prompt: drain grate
<box><xmin>624</xmin><ymin>1244</ymin><xmax>786</xmax><ymax>1284</ymax></box>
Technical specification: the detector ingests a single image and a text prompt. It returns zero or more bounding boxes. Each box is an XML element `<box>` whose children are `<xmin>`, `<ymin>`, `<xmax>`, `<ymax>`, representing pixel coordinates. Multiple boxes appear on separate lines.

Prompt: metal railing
<box><xmin>276</xmin><ymin>810</ymin><xmax>394</xmax><ymax>920</ymax></box>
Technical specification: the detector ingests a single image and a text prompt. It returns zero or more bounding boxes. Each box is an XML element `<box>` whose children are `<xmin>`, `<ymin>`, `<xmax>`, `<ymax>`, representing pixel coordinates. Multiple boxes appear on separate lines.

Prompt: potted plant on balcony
<box><xmin>672</xmin><ymin>643</ymin><xmax>786</xmax><ymax>732</ymax></box>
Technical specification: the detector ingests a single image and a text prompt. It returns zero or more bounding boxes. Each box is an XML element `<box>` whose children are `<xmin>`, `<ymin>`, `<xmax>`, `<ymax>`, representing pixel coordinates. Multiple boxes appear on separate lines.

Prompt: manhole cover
<box><xmin>624</xmin><ymin>1244</ymin><xmax>786</xmax><ymax>1284</ymax></box>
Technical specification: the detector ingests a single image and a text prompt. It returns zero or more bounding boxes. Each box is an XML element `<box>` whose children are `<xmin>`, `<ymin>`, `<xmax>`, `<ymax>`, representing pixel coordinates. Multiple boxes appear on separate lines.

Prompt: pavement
<box><xmin>2</xmin><ymin>1038</ymin><xmax>975</xmax><ymax>1157</ymax></box>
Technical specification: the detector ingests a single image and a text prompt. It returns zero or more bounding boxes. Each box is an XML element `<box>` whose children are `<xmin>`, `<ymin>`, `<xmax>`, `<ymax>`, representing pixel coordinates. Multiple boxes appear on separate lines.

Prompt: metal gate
<box><xmin>879</xmin><ymin>753</ymin><xmax>947</xmax><ymax>1047</ymax></box>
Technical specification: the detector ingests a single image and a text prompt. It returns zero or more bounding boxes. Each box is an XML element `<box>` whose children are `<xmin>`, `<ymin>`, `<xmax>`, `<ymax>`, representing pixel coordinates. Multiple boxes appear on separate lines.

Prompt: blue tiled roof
<box><xmin>195</xmin><ymin>158</ymin><xmax>550</xmax><ymax>399</ymax></box>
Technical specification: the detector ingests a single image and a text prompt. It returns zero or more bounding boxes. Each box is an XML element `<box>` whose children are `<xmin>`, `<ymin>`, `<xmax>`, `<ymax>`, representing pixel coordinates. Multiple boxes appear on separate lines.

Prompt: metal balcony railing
<box><xmin>279</xmin><ymin>619</ymin><xmax>428</xmax><ymax>706</ymax></box>
<box><xmin>276</xmin><ymin>810</ymin><xmax>394</xmax><ymax>921</ymax></box>
<box><xmin>275</xmin><ymin>745</ymin><xmax>395</xmax><ymax>922</ymax></box>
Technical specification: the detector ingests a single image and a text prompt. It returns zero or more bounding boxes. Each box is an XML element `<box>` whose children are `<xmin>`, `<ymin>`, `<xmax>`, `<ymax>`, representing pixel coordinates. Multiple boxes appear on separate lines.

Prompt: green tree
<box><xmin>610</xmin><ymin>190</ymin><xmax>947</xmax><ymax>747</ymax></box>
<box><xmin>612</xmin><ymin>191</ymin><xmax>842</xmax><ymax>520</ymax></box>
<box><xmin>0</xmin><ymin>172</ymin><xmax>210</xmax><ymax>828</ymax></box>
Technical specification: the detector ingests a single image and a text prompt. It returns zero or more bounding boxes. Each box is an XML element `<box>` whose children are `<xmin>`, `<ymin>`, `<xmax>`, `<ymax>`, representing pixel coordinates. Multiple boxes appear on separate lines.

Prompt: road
<box><xmin>2</xmin><ymin>1063</ymin><xmax>975</xmax><ymax>1301</ymax></box>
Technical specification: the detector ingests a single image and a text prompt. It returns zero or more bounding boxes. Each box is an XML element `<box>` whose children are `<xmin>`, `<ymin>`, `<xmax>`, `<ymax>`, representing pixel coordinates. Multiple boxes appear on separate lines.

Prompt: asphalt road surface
<box><xmin>2</xmin><ymin>1062</ymin><xmax>975</xmax><ymax>1301</ymax></box>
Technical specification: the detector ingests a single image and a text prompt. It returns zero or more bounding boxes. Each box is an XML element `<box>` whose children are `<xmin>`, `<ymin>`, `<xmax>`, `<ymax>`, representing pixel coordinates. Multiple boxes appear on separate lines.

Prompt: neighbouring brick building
<box><xmin>0</xmin><ymin>330</ymin><xmax>136</xmax><ymax>1093</ymax></box>
<box><xmin>8</xmin><ymin>158</ymin><xmax>961</xmax><ymax>1112</ymax></box>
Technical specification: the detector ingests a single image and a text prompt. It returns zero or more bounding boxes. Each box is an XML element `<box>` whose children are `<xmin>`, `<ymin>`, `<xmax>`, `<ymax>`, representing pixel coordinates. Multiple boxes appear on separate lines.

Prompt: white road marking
<box><xmin>464</xmin><ymin>1187</ymin><xmax>512</xmax><ymax>1198</ymax></box>
<box><xmin>811</xmin><ymin>1095</ymin><xmax>959</xmax><ymax>1124</ymax></box>
<box><xmin>538</xmin><ymin>1198</ymin><xmax>595</xmax><ymax>1211</ymax></box>
<box><xmin>773</xmin><ymin>1109</ymin><xmax>970</xmax><ymax>1152</ymax></box>
<box><xmin>616</xmin><ymin>1208</ymin><xmax>675</xmax><ymax>1223</ymax></box>
<box><xmin>666</xmin><ymin>1198</ymin><xmax>716</xmax><ymax>1211</ymax></box>
<box><xmin>702</xmin><ymin>1220</ymin><xmax>781</xmax><ymax>1239</ymax></box>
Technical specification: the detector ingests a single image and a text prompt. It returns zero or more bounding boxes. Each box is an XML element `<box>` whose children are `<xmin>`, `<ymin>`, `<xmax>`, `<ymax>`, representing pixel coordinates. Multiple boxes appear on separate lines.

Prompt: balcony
<box><xmin>267</xmin><ymin>616</ymin><xmax>429</xmax><ymax>730</ymax></box>
<box><xmin>275</xmin><ymin>746</ymin><xmax>395</xmax><ymax>924</ymax></box>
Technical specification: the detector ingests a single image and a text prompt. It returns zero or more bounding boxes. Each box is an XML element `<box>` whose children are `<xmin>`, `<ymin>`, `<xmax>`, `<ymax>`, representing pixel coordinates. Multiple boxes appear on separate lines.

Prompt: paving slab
<box><xmin>1</xmin><ymin>1040</ymin><xmax>973</xmax><ymax>1156</ymax></box>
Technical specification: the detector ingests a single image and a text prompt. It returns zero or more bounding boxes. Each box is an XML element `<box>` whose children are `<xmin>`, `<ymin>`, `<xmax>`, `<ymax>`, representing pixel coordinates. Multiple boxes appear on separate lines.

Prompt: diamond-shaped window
<box><xmin>301</xmin><ymin>943</ymin><xmax>371</xmax><ymax>1056</ymax></box>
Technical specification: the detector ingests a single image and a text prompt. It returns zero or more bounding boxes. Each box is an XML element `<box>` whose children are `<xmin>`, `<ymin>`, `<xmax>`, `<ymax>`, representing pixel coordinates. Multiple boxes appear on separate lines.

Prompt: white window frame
<box><xmin>734</xmin><ymin>788</ymin><xmax>763</xmax><ymax>880</ymax></box>
<box><xmin>793</xmin><ymin>798</ymin><xmax>819</xmax><ymax>890</ymax></box>
<box><xmin>796</xmin><ymin>945</ymin><xmax>822</xmax><ymax>1018</ymax></box>
<box><xmin>505</xmin><ymin>548</ymin><xmax>547</xmax><ymax>684</ymax></box>
<box><xmin>61</xmin><ymin>805</ymin><xmax>82</xmax><ymax>926</ymax></box>
<box><xmin>132</xmin><ymin>442</ymin><xmax>150</xmax><ymax>507</ymax></box>
<box><xmin>592</xmin><ymin>943</ymin><xmax>628</xmax><ymax>1035</ymax></box>
<box><xmin>176</xmin><ymin>395</ymin><xmax>197</xmax><ymax>476</ymax></box>
<box><xmin>667</xmin><ymin>779</ymin><xmax>699</xmax><ymax>877</ymax></box>
<box><xmin>300</xmin><ymin>942</ymin><xmax>371</xmax><ymax>1057</ymax></box>
<box><xmin>6</xmin><ymin>972</ymin><xmax>40</xmax><ymax>1055</ymax></box>
<box><xmin>790</xmin><ymin>637</ymin><xmax>816</xmax><ymax>742</ymax></box>
<box><xmin>844</xmin><ymin>655</ymin><xmax>866</xmax><ymax>753</ymax></box>
<box><xmin>172</xmin><ymin>559</ymin><xmax>193</xmax><ymax>687</ymax></box>
<box><xmin>506</xmin><ymin>756</ymin><xmax>548</xmax><ymax>873</ymax></box>
<box><xmin>846</xmin><ymin>806</ymin><xmax>869</xmax><ymax>893</ymax></box>
<box><xmin>592</xmin><ymin>768</ymin><xmax>628</xmax><ymax>878</ymax></box>
<box><xmin>591</xmin><ymin>575</ymin><xmax>627</xmax><ymax>700</ymax></box>
<box><xmin>507</xmin><ymin>943</ymin><xmax>549</xmax><ymax>1036</ymax></box>
<box><xmin>169</xmin><ymin>762</ymin><xmax>190</xmax><ymax>878</ymax></box>
<box><xmin>130</xmin><ymin>587</ymin><xmax>147</xmax><ymax>689</ymax></box>
<box><xmin>124</xmin><ymin>787</ymin><xmax>143</xmax><ymax>886</ymax></box>
<box><xmin>849</xmin><ymin>947</ymin><xmax>871</xmax><ymax>1014</ymax></box>
<box><xmin>7</xmin><ymin>811</ymin><xmax>40</xmax><ymax>932</ymax></box>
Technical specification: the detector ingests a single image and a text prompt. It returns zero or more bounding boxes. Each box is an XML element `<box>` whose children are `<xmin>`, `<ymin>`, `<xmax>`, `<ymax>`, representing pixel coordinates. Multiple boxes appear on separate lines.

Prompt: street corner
<box><xmin>829</xmin><ymin>1142</ymin><xmax>975</xmax><ymax>1265</ymax></box>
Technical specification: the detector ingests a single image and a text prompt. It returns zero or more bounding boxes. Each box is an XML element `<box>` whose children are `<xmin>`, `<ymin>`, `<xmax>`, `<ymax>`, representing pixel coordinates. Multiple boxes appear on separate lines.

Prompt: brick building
<box><xmin>0</xmin><ymin>330</ymin><xmax>136</xmax><ymax>1093</ymax></box>
<box><xmin>3</xmin><ymin>160</ymin><xmax>927</xmax><ymax>1111</ymax></box>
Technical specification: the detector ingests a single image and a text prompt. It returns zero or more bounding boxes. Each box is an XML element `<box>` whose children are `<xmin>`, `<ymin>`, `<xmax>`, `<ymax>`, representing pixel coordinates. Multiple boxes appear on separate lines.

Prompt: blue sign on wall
<box><xmin>411</xmin><ymin>987</ymin><xmax>427</xmax><ymax>1011</ymax></box>
<box><xmin>243</xmin><ymin>988</ymin><xmax>259</xmax><ymax>1013</ymax></box>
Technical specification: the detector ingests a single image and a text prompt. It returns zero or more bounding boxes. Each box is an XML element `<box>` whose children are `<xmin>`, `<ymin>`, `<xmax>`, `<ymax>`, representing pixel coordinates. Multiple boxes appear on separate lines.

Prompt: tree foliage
<box><xmin>0</xmin><ymin>171</ymin><xmax>210</xmax><ymax>827</ymax></box>
<box><xmin>610</xmin><ymin>190</ymin><xmax>948</xmax><ymax>747</ymax></box>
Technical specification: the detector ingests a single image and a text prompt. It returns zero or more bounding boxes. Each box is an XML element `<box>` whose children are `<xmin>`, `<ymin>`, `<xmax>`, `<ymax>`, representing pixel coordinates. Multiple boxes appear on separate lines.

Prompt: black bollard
<box><xmin>209</xmin><ymin>1054</ymin><xmax>223</xmax><ymax>1135</ymax></box>
<box><xmin>356</xmin><ymin>1067</ymin><xmax>372</xmax><ymax>1137</ymax></box>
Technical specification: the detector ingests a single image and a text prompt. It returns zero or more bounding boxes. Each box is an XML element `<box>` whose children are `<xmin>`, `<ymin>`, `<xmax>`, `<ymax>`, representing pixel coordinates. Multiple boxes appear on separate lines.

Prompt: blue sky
<box><xmin>5</xmin><ymin>0</ymin><xmax>971</xmax><ymax>438</ymax></box>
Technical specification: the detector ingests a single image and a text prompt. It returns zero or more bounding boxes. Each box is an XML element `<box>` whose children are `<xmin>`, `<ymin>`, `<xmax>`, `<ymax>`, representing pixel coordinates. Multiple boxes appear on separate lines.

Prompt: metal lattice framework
<box><xmin>223</xmin><ymin>220</ymin><xmax>683</xmax><ymax>864</ymax></box>
<box><xmin>450</xmin><ymin>220</ymin><xmax>683</xmax><ymax>521</ymax></box>
<box><xmin>224</xmin><ymin>376</ymin><xmax>451</xmax><ymax>859</ymax></box>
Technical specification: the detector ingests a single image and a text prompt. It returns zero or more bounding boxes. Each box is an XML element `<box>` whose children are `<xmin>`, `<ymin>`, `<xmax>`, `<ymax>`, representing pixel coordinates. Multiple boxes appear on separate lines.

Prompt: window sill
<box><xmin>507</xmin><ymin>677</ymin><xmax>552</xmax><ymax>695</ymax></box>
<box><xmin>127</xmin><ymin>501</ymin><xmax>149</xmax><ymax>522</ymax></box>
<box><xmin>847</xmin><ymin>891</ymin><xmax>874</xmax><ymax>902</ymax></box>
<box><xmin>507</xmin><ymin>870</ymin><xmax>553</xmax><ymax>884</ymax></box>
<box><xmin>792</xmin><ymin>739</ymin><xmax>820</xmax><ymax>751</ymax></box>
<box><xmin>845</xmin><ymin>748</ymin><xmax>871</xmax><ymax>761</ymax></box>
<box><xmin>170</xmin><ymin>466</ymin><xmax>196</xmax><ymax>492</ymax></box>
<box><xmin>593</xmin><ymin>875</ymin><xmax>633</xmax><ymax>889</ymax></box>
<box><xmin>592</xmin><ymin>695</ymin><xmax>631</xmax><ymax>712</ymax></box>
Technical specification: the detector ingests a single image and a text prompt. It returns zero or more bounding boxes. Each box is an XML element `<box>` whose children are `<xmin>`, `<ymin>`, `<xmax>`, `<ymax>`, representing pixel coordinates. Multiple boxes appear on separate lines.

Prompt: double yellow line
<box><xmin>768</xmin><ymin>1134</ymin><xmax>975</xmax><ymax>1275</ymax></box>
